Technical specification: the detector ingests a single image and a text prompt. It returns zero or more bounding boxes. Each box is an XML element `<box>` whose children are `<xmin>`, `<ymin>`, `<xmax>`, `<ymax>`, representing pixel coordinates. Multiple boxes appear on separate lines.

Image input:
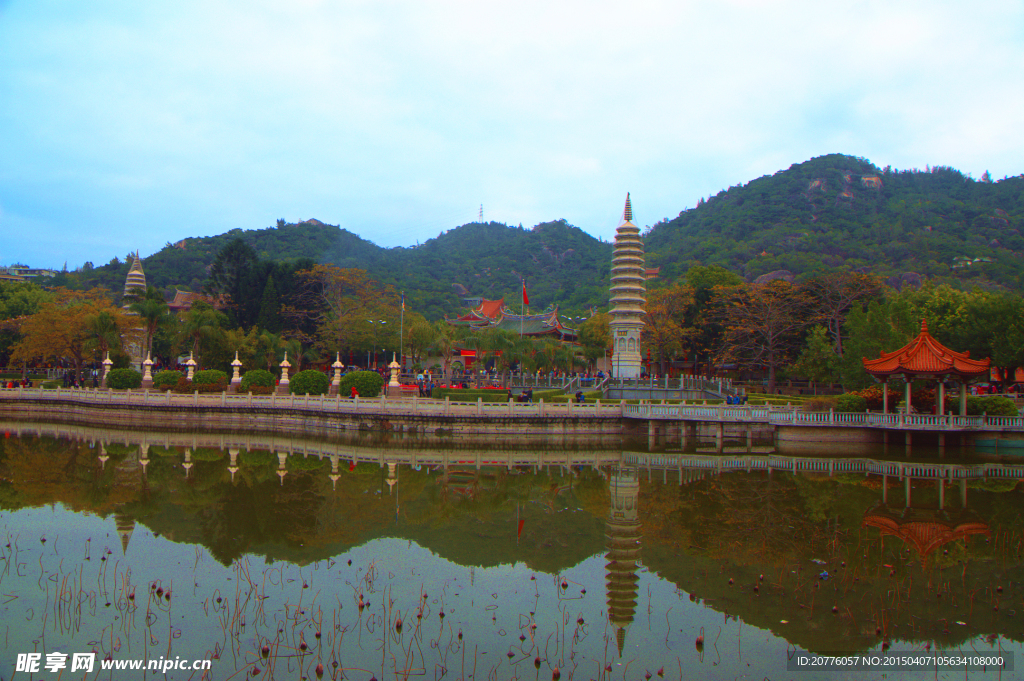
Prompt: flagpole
<box><xmin>520</xmin><ymin>280</ymin><xmax>524</xmax><ymax>339</ymax></box>
<box><xmin>400</xmin><ymin>291</ymin><xmax>405</xmax><ymax>370</ymax></box>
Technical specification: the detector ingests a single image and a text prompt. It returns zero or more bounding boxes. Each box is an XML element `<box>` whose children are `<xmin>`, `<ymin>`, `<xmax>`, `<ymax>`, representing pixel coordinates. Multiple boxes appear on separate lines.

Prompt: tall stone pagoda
<box><xmin>123</xmin><ymin>251</ymin><xmax>147</xmax><ymax>301</ymax></box>
<box><xmin>609</xmin><ymin>194</ymin><xmax>646</xmax><ymax>378</ymax></box>
<box><xmin>122</xmin><ymin>251</ymin><xmax>148</xmax><ymax>369</ymax></box>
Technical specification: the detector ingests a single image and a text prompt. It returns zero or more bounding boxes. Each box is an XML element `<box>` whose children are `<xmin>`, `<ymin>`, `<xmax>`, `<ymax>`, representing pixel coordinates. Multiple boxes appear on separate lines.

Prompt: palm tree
<box><xmin>431</xmin><ymin>321</ymin><xmax>465</xmax><ymax>383</ymax></box>
<box><xmin>84</xmin><ymin>309</ymin><xmax>123</xmax><ymax>361</ymax></box>
<box><xmin>256</xmin><ymin>331</ymin><xmax>285</xmax><ymax>372</ymax></box>
<box><xmin>129</xmin><ymin>286</ymin><xmax>172</xmax><ymax>361</ymax></box>
<box><xmin>179</xmin><ymin>301</ymin><xmax>226</xmax><ymax>364</ymax></box>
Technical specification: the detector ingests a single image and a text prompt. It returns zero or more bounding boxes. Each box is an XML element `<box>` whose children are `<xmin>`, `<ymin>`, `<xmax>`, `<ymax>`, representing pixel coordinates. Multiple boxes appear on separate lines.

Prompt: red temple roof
<box><xmin>862</xmin><ymin>319</ymin><xmax>990</xmax><ymax>379</ymax></box>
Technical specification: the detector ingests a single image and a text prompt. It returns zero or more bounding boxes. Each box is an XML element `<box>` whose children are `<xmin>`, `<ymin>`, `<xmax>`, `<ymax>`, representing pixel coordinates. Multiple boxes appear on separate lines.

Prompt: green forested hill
<box><xmin>645</xmin><ymin>154</ymin><xmax>1024</xmax><ymax>289</ymax></box>
<box><xmin>51</xmin><ymin>154</ymin><xmax>1024</xmax><ymax>318</ymax></box>
<box><xmin>384</xmin><ymin>220</ymin><xmax>611</xmax><ymax>319</ymax></box>
<box><xmin>55</xmin><ymin>218</ymin><xmax>612</xmax><ymax>318</ymax></box>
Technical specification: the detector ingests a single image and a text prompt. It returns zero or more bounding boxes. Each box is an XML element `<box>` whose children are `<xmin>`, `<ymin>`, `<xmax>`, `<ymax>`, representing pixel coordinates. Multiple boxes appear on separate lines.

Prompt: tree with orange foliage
<box><xmin>714</xmin><ymin>280</ymin><xmax>819</xmax><ymax>394</ymax></box>
<box><xmin>805</xmin><ymin>272</ymin><xmax>882</xmax><ymax>357</ymax></box>
<box><xmin>642</xmin><ymin>285</ymin><xmax>695</xmax><ymax>376</ymax></box>
<box><xmin>10</xmin><ymin>288</ymin><xmax>136</xmax><ymax>383</ymax></box>
<box><xmin>285</xmin><ymin>265</ymin><xmax>398</xmax><ymax>356</ymax></box>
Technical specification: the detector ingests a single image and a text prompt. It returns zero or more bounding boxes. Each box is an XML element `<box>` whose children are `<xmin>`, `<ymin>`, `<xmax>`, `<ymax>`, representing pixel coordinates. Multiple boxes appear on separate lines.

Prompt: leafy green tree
<box><xmin>790</xmin><ymin>326</ymin><xmax>841</xmax><ymax>386</ymax></box>
<box><xmin>577</xmin><ymin>312</ymin><xmax>611</xmax><ymax>371</ymax></box>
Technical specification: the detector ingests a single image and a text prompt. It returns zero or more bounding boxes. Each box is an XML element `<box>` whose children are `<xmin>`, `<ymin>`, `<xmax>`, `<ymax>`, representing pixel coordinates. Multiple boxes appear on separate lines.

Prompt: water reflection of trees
<box><xmin>686</xmin><ymin>472</ymin><xmax>826</xmax><ymax>564</ymax></box>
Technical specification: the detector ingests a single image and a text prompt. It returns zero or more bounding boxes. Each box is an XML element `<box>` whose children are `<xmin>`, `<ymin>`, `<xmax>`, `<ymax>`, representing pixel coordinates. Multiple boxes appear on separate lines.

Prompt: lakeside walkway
<box><xmin>4</xmin><ymin>387</ymin><xmax>1024</xmax><ymax>440</ymax></box>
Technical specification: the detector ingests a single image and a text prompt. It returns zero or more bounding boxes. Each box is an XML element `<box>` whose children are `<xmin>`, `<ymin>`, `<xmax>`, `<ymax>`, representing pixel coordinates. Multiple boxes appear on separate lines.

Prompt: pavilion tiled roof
<box><xmin>862</xmin><ymin>319</ymin><xmax>990</xmax><ymax>379</ymax></box>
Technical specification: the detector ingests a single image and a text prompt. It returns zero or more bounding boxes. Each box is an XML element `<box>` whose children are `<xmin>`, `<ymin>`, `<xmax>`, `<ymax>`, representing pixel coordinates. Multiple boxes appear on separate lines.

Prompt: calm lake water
<box><xmin>0</xmin><ymin>422</ymin><xmax>1021</xmax><ymax>680</ymax></box>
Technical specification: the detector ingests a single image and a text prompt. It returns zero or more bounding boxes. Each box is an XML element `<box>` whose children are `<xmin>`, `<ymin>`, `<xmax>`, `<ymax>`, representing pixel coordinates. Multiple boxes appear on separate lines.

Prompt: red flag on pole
<box><xmin>522</xmin><ymin>281</ymin><xmax>529</xmax><ymax>306</ymax></box>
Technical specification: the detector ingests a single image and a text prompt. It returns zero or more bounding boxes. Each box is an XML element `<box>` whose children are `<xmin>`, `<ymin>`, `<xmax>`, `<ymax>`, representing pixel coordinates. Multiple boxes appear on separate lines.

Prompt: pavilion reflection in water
<box><xmin>861</xmin><ymin>468</ymin><xmax>991</xmax><ymax>569</ymax></box>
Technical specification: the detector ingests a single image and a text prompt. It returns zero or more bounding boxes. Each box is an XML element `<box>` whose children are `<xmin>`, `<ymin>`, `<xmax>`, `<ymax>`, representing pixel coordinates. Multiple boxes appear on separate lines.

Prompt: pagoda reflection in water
<box><xmin>606</xmin><ymin>466</ymin><xmax>641</xmax><ymax>658</ymax></box>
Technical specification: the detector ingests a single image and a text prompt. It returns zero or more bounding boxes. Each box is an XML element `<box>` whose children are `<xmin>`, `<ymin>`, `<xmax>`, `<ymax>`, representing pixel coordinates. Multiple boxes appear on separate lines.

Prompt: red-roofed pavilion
<box><xmin>862</xmin><ymin>319</ymin><xmax>990</xmax><ymax>415</ymax></box>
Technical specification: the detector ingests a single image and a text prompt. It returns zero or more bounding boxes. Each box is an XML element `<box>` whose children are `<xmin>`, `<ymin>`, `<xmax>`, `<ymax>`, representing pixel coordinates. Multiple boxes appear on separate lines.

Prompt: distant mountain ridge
<box><xmin>55</xmin><ymin>154</ymin><xmax>1024</xmax><ymax>317</ymax></box>
<box><xmin>645</xmin><ymin>153</ymin><xmax>1024</xmax><ymax>290</ymax></box>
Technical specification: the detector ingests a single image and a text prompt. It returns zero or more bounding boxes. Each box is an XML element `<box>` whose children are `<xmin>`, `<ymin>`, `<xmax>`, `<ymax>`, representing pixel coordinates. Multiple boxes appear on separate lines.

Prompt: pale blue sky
<box><xmin>2</xmin><ymin>0</ymin><xmax>1022</xmax><ymax>269</ymax></box>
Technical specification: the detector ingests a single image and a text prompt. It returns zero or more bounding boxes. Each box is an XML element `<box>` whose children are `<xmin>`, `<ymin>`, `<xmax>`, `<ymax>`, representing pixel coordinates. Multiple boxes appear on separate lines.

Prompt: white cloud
<box><xmin>0</xmin><ymin>0</ymin><xmax>1022</xmax><ymax>265</ymax></box>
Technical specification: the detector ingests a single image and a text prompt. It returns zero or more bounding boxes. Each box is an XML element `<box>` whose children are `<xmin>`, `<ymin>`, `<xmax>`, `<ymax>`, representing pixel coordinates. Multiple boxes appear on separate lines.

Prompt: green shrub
<box><xmin>192</xmin><ymin>369</ymin><xmax>228</xmax><ymax>387</ymax></box>
<box><xmin>41</xmin><ymin>381</ymin><xmax>60</xmax><ymax>390</ymax></box>
<box><xmin>338</xmin><ymin>370</ymin><xmax>384</xmax><ymax>398</ymax></box>
<box><xmin>802</xmin><ymin>397</ymin><xmax>837</xmax><ymax>412</ymax></box>
<box><xmin>106</xmin><ymin>368</ymin><xmax>142</xmax><ymax>390</ymax></box>
<box><xmin>240</xmin><ymin>369</ymin><xmax>276</xmax><ymax>393</ymax></box>
<box><xmin>287</xmin><ymin>454</ymin><xmax>329</xmax><ymax>472</ymax></box>
<box><xmin>290</xmin><ymin>370</ymin><xmax>330</xmax><ymax>395</ymax></box>
<box><xmin>965</xmin><ymin>396</ymin><xmax>1019</xmax><ymax>417</ymax></box>
<box><xmin>153</xmin><ymin>370</ymin><xmax>182</xmax><ymax>391</ymax></box>
<box><xmin>835</xmin><ymin>393</ymin><xmax>868</xmax><ymax>412</ymax></box>
<box><xmin>172</xmin><ymin>377</ymin><xmax>224</xmax><ymax>394</ymax></box>
<box><xmin>192</xmin><ymin>447</ymin><xmax>225</xmax><ymax>461</ymax></box>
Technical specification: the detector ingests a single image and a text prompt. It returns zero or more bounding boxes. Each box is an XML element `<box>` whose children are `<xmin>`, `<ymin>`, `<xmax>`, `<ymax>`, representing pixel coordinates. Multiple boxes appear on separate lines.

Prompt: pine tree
<box><xmin>256</xmin><ymin>275</ymin><xmax>282</xmax><ymax>333</ymax></box>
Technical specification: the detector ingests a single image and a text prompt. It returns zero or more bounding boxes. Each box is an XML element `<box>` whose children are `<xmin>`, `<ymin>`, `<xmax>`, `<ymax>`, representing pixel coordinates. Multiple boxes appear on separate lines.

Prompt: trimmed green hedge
<box><xmin>153</xmin><ymin>370</ymin><xmax>182</xmax><ymax>390</ymax></box>
<box><xmin>107</xmin><ymin>368</ymin><xmax>142</xmax><ymax>390</ymax></box>
<box><xmin>964</xmin><ymin>395</ymin><xmax>1018</xmax><ymax>417</ymax></box>
<box><xmin>338</xmin><ymin>371</ymin><xmax>384</xmax><ymax>398</ymax></box>
<box><xmin>290</xmin><ymin>370</ymin><xmax>330</xmax><ymax>395</ymax></box>
<box><xmin>240</xmin><ymin>369</ymin><xmax>275</xmax><ymax>393</ymax></box>
<box><xmin>192</xmin><ymin>369</ymin><xmax>228</xmax><ymax>387</ymax></box>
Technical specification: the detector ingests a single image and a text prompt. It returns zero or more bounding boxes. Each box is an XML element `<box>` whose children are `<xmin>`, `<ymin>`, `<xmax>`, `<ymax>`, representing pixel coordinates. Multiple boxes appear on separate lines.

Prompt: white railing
<box><xmin>0</xmin><ymin>386</ymin><xmax>622</xmax><ymax>419</ymax></box>
<box><xmin>624</xmin><ymin>452</ymin><xmax>1024</xmax><ymax>479</ymax></box>
<box><xmin>5</xmin><ymin>387</ymin><xmax>1024</xmax><ymax>432</ymax></box>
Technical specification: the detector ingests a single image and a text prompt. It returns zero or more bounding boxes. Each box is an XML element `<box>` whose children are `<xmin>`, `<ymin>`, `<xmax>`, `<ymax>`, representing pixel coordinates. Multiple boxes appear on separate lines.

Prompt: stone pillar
<box><xmin>882</xmin><ymin>377</ymin><xmax>888</xmax><ymax>414</ymax></box>
<box><xmin>960</xmin><ymin>382</ymin><xmax>967</xmax><ymax>417</ymax></box>
<box><xmin>937</xmin><ymin>378</ymin><xmax>945</xmax><ymax>415</ymax></box>
<box><xmin>904</xmin><ymin>379</ymin><xmax>912</xmax><ymax>415</ymax></box>
<box><xmin>715</xmin><ymin>422</ymin><xmax>724</xmax><ymax>453</ymax></box>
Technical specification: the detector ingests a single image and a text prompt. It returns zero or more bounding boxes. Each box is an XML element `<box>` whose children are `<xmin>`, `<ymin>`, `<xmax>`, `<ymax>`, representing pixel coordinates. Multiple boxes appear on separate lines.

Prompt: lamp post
<box><xmin>367</xmin><ymin>319</ymin><xmax>387</xmax><ymax>369</ymax></box>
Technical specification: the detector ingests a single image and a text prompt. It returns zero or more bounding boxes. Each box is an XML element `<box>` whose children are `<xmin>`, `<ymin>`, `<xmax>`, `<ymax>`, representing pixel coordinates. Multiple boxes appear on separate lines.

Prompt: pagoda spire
<box><xmin>622</xmin><ymin>193</ymin><xmax>632</xmax><ymax>223</ymax></box>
